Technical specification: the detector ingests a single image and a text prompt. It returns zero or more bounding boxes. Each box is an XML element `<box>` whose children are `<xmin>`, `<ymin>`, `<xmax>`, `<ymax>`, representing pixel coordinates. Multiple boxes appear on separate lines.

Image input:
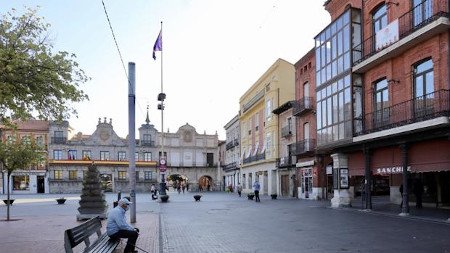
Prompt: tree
<box><xmin>0</xmin><ymin>7</ymin><xmax>89</xmax><ymax>126</ymax></box>
<box><xmin>0</xmin><ymin>137</ymin><xmax>45</xmax><ymax>220</ymax></box>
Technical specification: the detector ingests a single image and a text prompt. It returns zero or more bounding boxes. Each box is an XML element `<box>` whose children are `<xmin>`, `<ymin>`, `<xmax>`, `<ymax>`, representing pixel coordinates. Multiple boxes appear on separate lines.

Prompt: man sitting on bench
<box><xmin>106</xmin><ymin>198</ymin><xmax>140</xmax><ymax>253</ymax></box>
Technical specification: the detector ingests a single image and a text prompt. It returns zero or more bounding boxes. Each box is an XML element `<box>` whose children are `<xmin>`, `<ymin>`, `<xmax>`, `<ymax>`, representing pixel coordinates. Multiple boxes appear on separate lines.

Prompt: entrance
<box><xmin>100</xmin><ymin>174</ymin><xmax>113</xmax><ymax>192</ymax></box>
<box><xmin>302</xmin><ymin>168</ymin><xmax>313</xmax><ymax>198</ymax></box>
<box><xmin>281</xmin><ymin>175</ymin><xmax>289</xmax><ymax>196</ymax></box>
<box><xmin>198</xmin><ymin>175</ymin><xmax>213</xmax><ymax>191</ymax></box>
<box><xmin>37</xmin><ymin>176</ymin><xmax>45</xmax><ymax>193</ymax></box>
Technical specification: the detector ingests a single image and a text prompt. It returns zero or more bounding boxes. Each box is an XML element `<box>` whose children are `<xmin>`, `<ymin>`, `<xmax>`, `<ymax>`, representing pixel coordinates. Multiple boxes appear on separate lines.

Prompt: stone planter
<box><xmin>193</xmin><ymin>195</ymin><xmax>202</xmax><ymax>201</ymax></box>
<box><xmin>160</xmin><ymin>195</ymin><xmax>169</xmax><ymax>203</ymax></box>
<box><xmin>2</xmin><ymin>199</ymin><xmax>14</xmax><ymax>205</ymax></box>
<box><xmin>271</xmin><ymin>194</ymin><xmax>277</xmax><ymax>200</ymax></box>
<box><xmin>247</xmin><ymin>194</ymin><xmax>255</xmax><ymax>200</ymax></box>
<box><xmin>56</xmin><ymin>198</ymin><xmax>67</xmax><ymax>204</ymax></box>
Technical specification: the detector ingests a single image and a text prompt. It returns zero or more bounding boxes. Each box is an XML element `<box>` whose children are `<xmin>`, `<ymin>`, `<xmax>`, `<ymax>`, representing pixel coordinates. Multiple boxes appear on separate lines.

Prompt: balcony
<box><xmin>276</xmin><ymin>156</ymin><xmax>295</xmax><ymax>168</ymax></box>
<box><xmin>243</xmin><ymin>151</ymin><xmax>266</xmax><ymax>165</ymax></box>
<box><xmin>234</xmin><ymin>139</ymin><xmax>239</xmax><ymax>146</ymax></box>
<box><xmin>140</xmin><ymin>140</ymin><xmax>155</xmax><ymax>147</ymax></box>
<box><xmin>293</xmin><ymin>97</ymin><xmax>315</xmax><ymax>116</ymax></box>
<box><xmin>353</xmin><ymin>0</ymin><xmax>450</xmax><ymax>73</ymax></box>
<box><xmin>224</xmin><ymin>162</ymin><xmax>238</xmax><ymax>171</ymax></box>
<box><xmin>294</xmin><ymin>139</ymin><xmax>316</xmax><ymax>156</ymax></box>
<box><xmin>355</xmin><ymin>89</ymin><xmax>450</xmax><ymax>138</ymax></box>
<box><xmin>51</xmin><ymin>137</ymin><xmax>67</xmax><ymax>144</ymax></box>
<box><xmin>226</xmin><ymin>141</ymin><xmax>235</xmax><ymax>150</ymax></box>
<box><xmin>281</xmin><ymin>125</ymin><xmax>293</xmax><ymax>138</ymax></box>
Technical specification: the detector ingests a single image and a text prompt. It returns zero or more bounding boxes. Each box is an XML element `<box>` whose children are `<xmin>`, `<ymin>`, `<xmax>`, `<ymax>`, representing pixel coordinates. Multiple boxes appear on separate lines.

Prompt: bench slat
<box><xmin>86</xmin><ymin>234</ymin><xmax>119</xmax><ymax>253</ymax></box>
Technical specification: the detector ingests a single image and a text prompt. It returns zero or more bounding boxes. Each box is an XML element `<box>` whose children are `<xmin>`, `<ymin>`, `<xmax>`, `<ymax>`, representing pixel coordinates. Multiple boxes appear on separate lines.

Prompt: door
<box><xmin>281</xmin><ymin>175</ymin><xmax>289</xmax><ymax>197</ymax></box>
<box><xmin>37</xmin><ymin>176</ymin><xmax>45</xmax><ymax>193</ymax></box>
<box><xmin>100</xmin><ymin>174</ymin><xmax>113</xmax><ymax>192</ymax></box>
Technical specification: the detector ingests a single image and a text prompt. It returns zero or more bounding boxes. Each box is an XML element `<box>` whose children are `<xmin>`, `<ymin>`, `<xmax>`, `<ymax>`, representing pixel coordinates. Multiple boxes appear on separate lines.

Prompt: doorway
<box><xmin>37</xmin><ymin>176</ymin><xmax>45</xmax><ymax>193</ymax></box>
<box><xmin>281</xmin><ymin>175</ymin><xmax>289</xmax><ymax>196</ymax></box>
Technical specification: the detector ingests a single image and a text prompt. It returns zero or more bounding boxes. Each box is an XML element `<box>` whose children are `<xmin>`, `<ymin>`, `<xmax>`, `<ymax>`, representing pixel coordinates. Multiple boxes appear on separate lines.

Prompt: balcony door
<box><xmin>304</xmin><ymin>82</ymin><xmax>310</xmax><ymax>108</ymax></box>
<box><xmin>303</xmin><ymin>122</ymin><xmax>310</xmax><ymax>151</ymax></box>
<box><xmin>413</xmin><ymin>58</ymin><xmax>434</xmax><ymax>118</ymax></box>
<box><xmin>373</xmin><ymin>79</ymin><xmax>389</xmax><ymax>128</ymax></box>
<box><xmin>413</xmin><ymin>0</ymin><xmax>433</xmax><ymax>27</ymax></box>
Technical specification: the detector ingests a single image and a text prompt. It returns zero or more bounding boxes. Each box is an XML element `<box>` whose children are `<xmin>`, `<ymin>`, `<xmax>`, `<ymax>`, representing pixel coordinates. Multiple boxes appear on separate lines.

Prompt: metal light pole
<box><xmin>128</xmin><ymin>62</ymin><xmax>137</xmax><ymax>222</ymax></box>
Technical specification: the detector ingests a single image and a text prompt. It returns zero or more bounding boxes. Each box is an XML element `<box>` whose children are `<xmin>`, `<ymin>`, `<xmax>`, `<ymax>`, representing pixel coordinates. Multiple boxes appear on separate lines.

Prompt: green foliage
<box><xmin>0</xmin><ymin>136</ymin><xmax>45</xmax><ymax>175</ymax></box>
<box><xmin>0</xmin><ymin>7</ymin><xmax>89</xmax><ymax>126</ymax></box>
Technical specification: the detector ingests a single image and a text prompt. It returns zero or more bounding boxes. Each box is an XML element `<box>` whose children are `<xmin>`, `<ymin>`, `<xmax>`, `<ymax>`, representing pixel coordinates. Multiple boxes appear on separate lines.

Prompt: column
<box><xmin>330</xmin><ymin>153</ymin><xmax>352</xmax><ymax>208</ymax></box>
<box><xmin>364</xmin><ymin>147</ymin><xmax>372</xmax><ymax>210</ymax></box>
<box><xmin>400</xmin><ymin>143</ymin><xmax>409</xmax><ymax>216</ymax></box>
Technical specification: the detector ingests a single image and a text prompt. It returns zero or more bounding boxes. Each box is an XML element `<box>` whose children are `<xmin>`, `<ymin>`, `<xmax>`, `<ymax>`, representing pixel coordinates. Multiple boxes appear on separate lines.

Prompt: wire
<box><xmin>101</xmin><ymin>0</ymin><xmax>130</xmax><ymax>88</ymax></box>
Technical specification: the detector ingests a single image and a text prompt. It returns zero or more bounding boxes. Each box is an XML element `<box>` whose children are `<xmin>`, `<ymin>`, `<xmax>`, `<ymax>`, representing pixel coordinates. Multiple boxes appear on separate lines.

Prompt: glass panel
<box><xmin>332</xmin><ymin>60</ymin><xmax>337</xmax><ymax>77</ymax></box>
<box><xmin>317</xmin><ymin>101</ymin><xmax>322</xmax><ymax>129</ymax></box>
<box><xmin>343</xmin><ymin>25</ymin><xmax>350</xmax><ymax>52</ymax></box>
<box><xmin>415</xmin><ymin>76</ymin><xmax>424</xmax><ymax>97</ymax></box>
<box><xmin>327</xmin><ymin>97</ymin><xmax>332</xmax><ymax>125</ymax></box>
<box><xmin>343</xmin><ymin>52</ymin><xmax>350</xmax><ymax>70</ymax></box>
<box><xmin>425</xmin><ymin>71</ymin><xmax>434</xmax><ymax>95</ymax></box>
<box><xmin>337</xmin><ymin>31</ymin><xmax>343</xmax><ymax>55</ymax></box>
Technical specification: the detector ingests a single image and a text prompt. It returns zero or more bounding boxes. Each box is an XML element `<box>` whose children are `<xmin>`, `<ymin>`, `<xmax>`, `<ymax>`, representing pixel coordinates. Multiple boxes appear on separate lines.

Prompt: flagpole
<box><xmin>159</xmin><ymin>21</ymin><xmax>167</xmax><ymax>196</ymax></box>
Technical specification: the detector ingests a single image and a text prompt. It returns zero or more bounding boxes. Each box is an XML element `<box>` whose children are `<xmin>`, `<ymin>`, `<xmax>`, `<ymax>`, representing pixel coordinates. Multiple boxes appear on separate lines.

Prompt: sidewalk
<box><xmin>345</xmin><ymin>196</ymin><xmax>450</xmax><ymax>223</ymax></box>
<box><xmin>0</xmin><ymin>193</ymin><xmax>160</xmax><ymax>253</ymax></box>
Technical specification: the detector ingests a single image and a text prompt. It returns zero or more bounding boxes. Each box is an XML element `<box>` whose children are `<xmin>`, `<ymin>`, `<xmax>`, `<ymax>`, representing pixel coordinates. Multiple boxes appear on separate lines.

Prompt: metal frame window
<box><xmin>68</xmin><ymin>150</ymin><xmax>77</xmax><ymax>160</ymax></box>
<box><xmin>82</xmin><ymin>150</ymin><xmax>91</xmax><ymax>160</ymax></box>
<box><xmin>372</xmin><ymin>4</ymin><xmax>387</xmax><ymax>35</ymax></box>
<box><xmin>53</xmin><ymin>150</ymin><xmax>63</xmax><ymax>160</ymax></box>
<box><xmin>118</xmin><ymin>151</ymin><xmax>126</xmax><ymax>161</ymax></box>
<box><xmin>413</xmin><ymin>0</ymin><xmax>432</xmax><ymax>27</ymax></box>
<box><xmin>143</xmin><ymin>152</ymin><xmax>152</xmax><ymax>161</ymax></box>
<box><xmin>118</xmin><ymin>171</ymin><xmax>127</xmax><ymax>180</ymax></box>
<box><xmin>144</xmin><ymin>171</ymin><xmax>153</xmax><ymax>180</ymax></box>
<box><xmin>69</xmin><ymin>170</ymin><xmax>77</xmax><ymax>180</ymax></box>
<box><xmin>100</xmin><ymin>151</ymin><xmax>110</xmax><ymax>161</ymax></box>
<box><xmin>54</xmin><ymin>170</ymin><xmax>63</xmax><ymax>180</ymax></box>
<box><xmin>374</xmin><ymin>78</ymin><xmax>389</xmax><ymax>125</ymax></box>
<box><xmin>414</xmin><ymin>58</ymin><xmax>434</xmax><ymax>98</ymax></box>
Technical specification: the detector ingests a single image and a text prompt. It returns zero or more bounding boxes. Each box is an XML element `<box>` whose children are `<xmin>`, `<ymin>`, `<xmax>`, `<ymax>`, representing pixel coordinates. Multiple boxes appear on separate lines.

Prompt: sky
<box><xmin>1</xmin><ymin>0</ymin><xmax>330</xmax><ymax>140</ymax></box>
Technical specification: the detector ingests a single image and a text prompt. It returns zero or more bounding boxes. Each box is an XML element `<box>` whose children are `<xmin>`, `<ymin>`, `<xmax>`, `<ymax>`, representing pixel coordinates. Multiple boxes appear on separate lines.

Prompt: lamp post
<box><xmin>158</xmin><ymin>92</ymin><xmax>167</xmax><ymax>196</ymax></box>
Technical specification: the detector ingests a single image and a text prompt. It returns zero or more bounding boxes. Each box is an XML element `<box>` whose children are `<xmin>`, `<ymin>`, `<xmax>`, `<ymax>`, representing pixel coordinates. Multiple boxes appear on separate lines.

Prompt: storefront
<box><xmin>2</xmin><ymin>170</ymin><xmax>49</xmax><ymax>194</ymax></box>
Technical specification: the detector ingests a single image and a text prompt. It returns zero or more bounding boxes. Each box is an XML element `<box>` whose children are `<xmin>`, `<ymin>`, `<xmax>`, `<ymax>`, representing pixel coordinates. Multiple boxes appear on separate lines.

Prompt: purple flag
<box><xmin>153</xmin><ymin>30</ymin><xmax>162</xmax><ymax>60</ymax></box>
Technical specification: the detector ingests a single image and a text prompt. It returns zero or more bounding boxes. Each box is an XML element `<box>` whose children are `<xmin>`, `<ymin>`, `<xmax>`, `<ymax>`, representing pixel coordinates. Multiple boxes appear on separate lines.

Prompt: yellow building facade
<box><xmin>239</xmin><ymin>58</ymin><xmax>295</xmax><ymax>195</ymax></box>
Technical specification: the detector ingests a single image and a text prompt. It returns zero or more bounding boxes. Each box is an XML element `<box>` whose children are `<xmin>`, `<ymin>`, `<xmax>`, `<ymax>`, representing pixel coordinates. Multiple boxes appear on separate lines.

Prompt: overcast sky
<box><xmin>1</xmin><ymin>1</ymin><xmax>330</xmax><ymax>140</ymax></box>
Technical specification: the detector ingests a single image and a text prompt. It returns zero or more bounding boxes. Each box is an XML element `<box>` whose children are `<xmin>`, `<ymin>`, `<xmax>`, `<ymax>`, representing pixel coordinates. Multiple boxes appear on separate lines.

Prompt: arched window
<box><xmin>373</xmin><ymin>78</ymin><xmax>389</xmax><ymax>127</ymax></box>
<box><xmin>413</xmin><ymin>58</ymin><xmax>434</xmax><ymax>117</ymax></box>
<box><xmin>413</xmin><ymin>0</ymin><xmax>432</xmax><ymax>27</ymax></box>
<box><xmin>372</xmin><ymin>4</ymin><xmax>387</xmax><ymax>35</ymax></box>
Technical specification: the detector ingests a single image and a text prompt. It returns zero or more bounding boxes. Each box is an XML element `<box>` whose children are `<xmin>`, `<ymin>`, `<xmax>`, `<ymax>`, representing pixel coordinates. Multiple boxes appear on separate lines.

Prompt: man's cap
<box><xmin>118</xmin><ymin>197</ymin><xmax>132</xmax><ymax>206</ymax></box>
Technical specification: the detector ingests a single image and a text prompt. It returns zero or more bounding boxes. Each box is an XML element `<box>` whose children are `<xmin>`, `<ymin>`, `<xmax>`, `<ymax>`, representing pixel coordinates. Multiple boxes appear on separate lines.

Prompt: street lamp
<box><xmin>158</xmin><ymin>92</ymin><xmax>167</xmax><ymax>196</ymax></box>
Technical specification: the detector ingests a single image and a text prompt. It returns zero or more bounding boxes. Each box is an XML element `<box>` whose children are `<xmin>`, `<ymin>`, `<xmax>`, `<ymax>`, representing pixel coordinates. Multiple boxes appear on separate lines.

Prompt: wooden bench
<box><xmin>64</xmin><ymin>216</ymin><xmax>120</xmax><ymax>253</ymax></box>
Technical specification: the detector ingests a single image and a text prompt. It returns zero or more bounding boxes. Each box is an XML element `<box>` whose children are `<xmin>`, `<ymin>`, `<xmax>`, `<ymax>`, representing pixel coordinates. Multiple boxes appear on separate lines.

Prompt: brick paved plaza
<box><xmin>0</xmin><ymin>191</ymin><xmax>449</xmax><ymax>253</ymax></box>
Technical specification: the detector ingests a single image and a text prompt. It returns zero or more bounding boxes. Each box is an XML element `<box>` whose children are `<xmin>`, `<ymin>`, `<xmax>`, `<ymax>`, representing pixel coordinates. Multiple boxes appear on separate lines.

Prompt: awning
<box><xmin>252</xmin><ymin>145</ymin><xmax>259</xmax><ymax>156</ymax></box>
<box><xmin>245</xmin><ymin>146</ymin><xmax>252</xmax><ymax>158</ymax></box>
<box><xmin>259</xmin><ymin>143</ymin><xmax>266</xmax><ymax>154</ymax></box>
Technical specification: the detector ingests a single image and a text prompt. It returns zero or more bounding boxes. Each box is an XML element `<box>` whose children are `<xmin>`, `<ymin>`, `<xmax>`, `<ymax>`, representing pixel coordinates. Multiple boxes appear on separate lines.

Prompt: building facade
<box><xmin>47</xmin><ymin>115</ymin><xmax>219</xmax><ymax>193</ymax></box>
<box><xmin>239</xmin><ymin>58</ymin><xmax>295</xmax><ymax>195</ymax></box>
<box><xmin>223</xmin><ymin>114</ymin><xmax>241</xmax><ymax>190</ymax></box>
<box><xmin>1</xmin><ymin>120</ymin><xmax>49</xmax><ymax>194</ymax></box>
<box><xmin>317</xmin><ymin>0</ymin><xmax>450</xmax><ymax>210</ymax></box>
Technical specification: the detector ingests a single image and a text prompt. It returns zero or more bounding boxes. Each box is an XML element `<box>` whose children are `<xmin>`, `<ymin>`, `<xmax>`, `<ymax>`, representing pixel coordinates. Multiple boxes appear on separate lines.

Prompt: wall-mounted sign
<box><xmin>376</xmin><ymin>19</ymin><xmax>399</xmax><ymax>51</ymax></box>
<box><xmin>375</xmin><ymin>166</ymin><xmax>411</xmax><ymax>175</ymax></box>
<box><xmin>339</xmin><ymin>168</ymin><xmax>349</xmax><ymax>189</ymax></box>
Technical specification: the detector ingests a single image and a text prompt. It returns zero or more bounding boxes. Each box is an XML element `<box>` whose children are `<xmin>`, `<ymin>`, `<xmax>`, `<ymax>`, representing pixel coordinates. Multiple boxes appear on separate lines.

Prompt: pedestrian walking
<box><xmin>253</xmin><ymin>180</ymin><xmax>261</xmax><ymax>202</ymax></box>
<box><xmin>237</xmin><ymin>183</ymin><xmax>242</xmax><ymax>197</ymax></box>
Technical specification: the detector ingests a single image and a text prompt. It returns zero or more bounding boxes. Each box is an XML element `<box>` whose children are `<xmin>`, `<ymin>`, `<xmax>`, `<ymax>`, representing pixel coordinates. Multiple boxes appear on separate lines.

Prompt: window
<box><xmin>135</xmin><ymin>152</ymin><xmax>139</xmax><ymax>161</ymax></box>
<box><xmin>374</xmin><ymin>79</ymin><xmax>389</xmax><ymax>126</ymax></box>
<box><xmin>68</xmin><ymin>150</ymin><xmax>77</xmax><ymax>160</ymax></box>
<box><xmin>35</xmin><ymin>136</ymin><xmax>44</xmax><ymax>147</ymax></box>
<box><xmin>13</xmin><ymin>176</ymin><xmax>29</xmax><ymax>190</ymax></box>
<box><xmin>69</xmin><ymin>170</ymin><xmax>77</xmax><ymax>180</ymax></box>
<box><xmin>82</xmin><ymin>150</ymin><xmax>91</xmax><ymax>160</ymax></box>
<box><xmin>143</xmin><ymin>152</ymin><xmax>152</xmax><ymax>161</ymax></box>
<box><xmin>100</xmin><ymin>151</ymin><xmax>110</xmax><ymax>161</ymax></box>
<box><xmin>255</xmin><ymin>113</ymin><xmax>259</xmax><ymax>131</ymax></box>
<box><xmin>54</xmin><ymin>131</ymin><xmax>63</xmax><ymax>138</ymax></box>
<box><xmin>21</xmin><ymin>135</ymin><xmax>31</xmax><ymax>145</ymax></box>
<box><xmin>372</xmin><ymin>4</ymin><xmax>387</xmax><ymax>35</ymax></box>
<box><xmin>6</xmin><ymin>135</ymin><xmax>15</xmax><ymax>144</ymax></box>
<box><xmin>143</xmin><ymin>134</ymin><xmax>151</xmax><ymax>141</ymax></box>
<box><xmin>144</xmin><ymin>171</ymin><xmax>153</xmax><ymax>180</ymax></box>
<box><xmin>207</xmin><ymin>153</ymin><xmax>214</xmax><ymax>166</ymax></box>
<box><xmin>158</xmin><ymin>152</ymin><xmax>167</xmax><ymax>158</ymax></box>
<box><xmin>53</xmin><ymin>150</ymin><xmax>63</xmax><ymax>160</ymax></box>
<box><xmin>413</xmin><ymin>0</ymin><xmax>432</xmax><ymax>27</ymax></box>
<box><xmin>135</xmin><ymin>171</ymin><xmax>140</xmax><ymax>181</ymax></box>
<box><xmin>53</xmin><ymin>130</ymin><xmax>64</xmax><ymax>144</ymax></box>
<box><xmin>413</xmin><ymin>58</ymin><xmax>434</xmax><ymax>117</ymax></box>
<box><xmin>287</xmin><ymin>117</ymin><xmax>292</xmax><ymax>132</ymax></box>
<box><xmin>54</xmin><ymin>170</ymin><xmax>63</xmax><ymax>180</ymax></box>
<box><xmin>118</xmin><ymin>151</ymin><xmax>126</xmax><ymax>161</ymax></box>
<box><xmin>265</xmin><ymin>99</ymin><xmax>272</xmax><ymax>121</ymax></box>
<box><xmin>118</xmin><ymin>171</ymin><xmax>127</xmax><ymax>180</ymax></box>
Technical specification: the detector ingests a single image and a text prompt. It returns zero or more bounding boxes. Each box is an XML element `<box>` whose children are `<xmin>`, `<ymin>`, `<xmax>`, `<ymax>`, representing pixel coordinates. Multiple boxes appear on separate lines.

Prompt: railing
<box><xmin>293</xmin><ymin>97</ymin><xmax>315</xmax><ymax>116</ymax></box>
<box><xmin>357</xmin><ymin>89</ymin><xmax>450</xmax><ymax>135</ymax></box>
<box><xmin>140</xmin><ymin>140</ymin><xmax>155</xmax><ymax>147</ymax></box>
<box><xmin>281</xmin><ymin>125</ymin><xmax>293</xmax><ymax>138</ymax></box>
<box><xmin>354</xmin><ymin>0</ymin><xmax>449</xmax><ymax>65</ymax></box>
<box><xmin>276</xmin><ymin>156</ymin><xmax>294</xmax><ymax>168</ymax></box>
<box><xmin>243</xmin><ymin>151</ymin><xmax>266</xmax><ymax>164</ymax></box>
<box><xmin>51</xmin><ymin>137</ymin><xmax>67</xmax><ymax>144</ymax></box>
<box><xmin>294</xmin><ymin>139</ymin><xmax>316</xmax><ymax>155</ymax></box>
<box><xmin>226</xmin><ymin>141</ymin><xmax>235</xmax><ymax>150</ymax></box>
<box><xmin>224</xmin><ymin>162</ymin><xmax>238</xmax><ymax>171</ymax></box>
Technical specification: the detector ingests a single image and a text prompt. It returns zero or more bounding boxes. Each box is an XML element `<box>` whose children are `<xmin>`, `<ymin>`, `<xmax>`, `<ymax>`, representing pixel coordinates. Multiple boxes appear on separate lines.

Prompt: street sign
<box><xmin>159</xmin><ymin>157</ymin><xmax>167</xmax><ymax>173</ymax></box>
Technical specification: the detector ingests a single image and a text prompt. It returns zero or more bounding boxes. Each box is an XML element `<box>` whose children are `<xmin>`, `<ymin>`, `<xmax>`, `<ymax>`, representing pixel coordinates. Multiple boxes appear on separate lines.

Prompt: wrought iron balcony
<box><xmin>140</xmin><ymin>140</ymin><xmax>155</xmax><ymax>147</ymax></box>
<box><xmin>276</xmin><ymin>156</ymin><xmax>295</xmax><ymax>168</ymax></box>
<box><xmin>356</xmin><ymin>89</ymin><xmax>450</xmax><ymax>136</ymax></box>
<box><xmin>354</xmin><ymin>0</ymin><xmax>449</xmax><ymax>72</ymax></box>
<box><xmin>224</xmin><ymin>162</ymin><xmax>238</xmax><ymax>171</ymax></box>
<box><xmin>281</xmin><ymin>125</ymin><xmax>293</xmax><ymax>138</ymax></box>
<box><xmin>226</xmin><ymin>141</ymin><xmax>235</xmax><ymax>150</ymax></box>
<box><xmin>294</xmin><ymin>139</ymin><xmax>316</xmax><ymax>156</ymax></box>
<box><xmin>243</xmin><ymin>152</ymin><xmax>265</xmax><ymax>164</ymax></box>
<box><xmin>293</xmin><ymin>97</ymin><xmax>315</xmax><ymax>116</ymax></box>
<box><xmin>51</xmin><ymin>137</ymin><xmax>67</xmax><ymax>144</ymax></box>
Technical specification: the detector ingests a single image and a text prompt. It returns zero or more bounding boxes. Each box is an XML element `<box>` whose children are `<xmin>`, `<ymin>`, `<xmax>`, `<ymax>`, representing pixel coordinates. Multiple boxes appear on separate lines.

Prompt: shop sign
<box><xmin>375</xmin><ymin>166</ymin><xmax>411</xmax><ymax>175</ymax></box>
